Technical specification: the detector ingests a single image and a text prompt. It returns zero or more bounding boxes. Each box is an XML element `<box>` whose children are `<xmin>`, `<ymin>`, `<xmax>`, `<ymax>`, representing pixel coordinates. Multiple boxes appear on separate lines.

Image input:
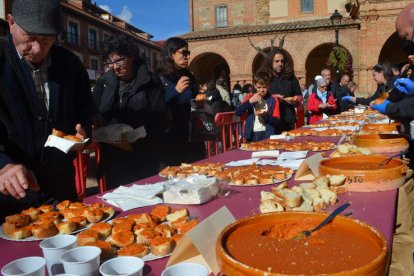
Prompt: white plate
<box><xmin>229</xmin><ymin>174</ymin><xmax>292</xmax><ymax>187</ymax></box>
<box><xmin>0</xmin><ymin>212</ymin><xmax>114</xmax><ymax>242</ymax></box>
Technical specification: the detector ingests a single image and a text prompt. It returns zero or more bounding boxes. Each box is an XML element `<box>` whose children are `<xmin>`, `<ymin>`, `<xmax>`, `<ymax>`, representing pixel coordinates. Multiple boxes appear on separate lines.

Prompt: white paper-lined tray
<box><xmin>44</xmin><ymin>135</ymin><xmax>89</xmax><ymax>153</ymax></box>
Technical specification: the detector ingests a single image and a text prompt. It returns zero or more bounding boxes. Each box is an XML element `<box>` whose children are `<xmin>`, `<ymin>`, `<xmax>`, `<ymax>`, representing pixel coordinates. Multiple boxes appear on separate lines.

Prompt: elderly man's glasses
<box><xmin>176</xmin><ymin>50</ymin><xmax>191</xmax><ymax>57</ymax></box>
<box><xmin>104</xmin><ymin>57</ymin><xmax>126</xmax><ymax>68</ymax></box>
<box><xmin>319</xmin><ymin>85</ymin><xmax>328</xmax><ymax>88</ymax></box>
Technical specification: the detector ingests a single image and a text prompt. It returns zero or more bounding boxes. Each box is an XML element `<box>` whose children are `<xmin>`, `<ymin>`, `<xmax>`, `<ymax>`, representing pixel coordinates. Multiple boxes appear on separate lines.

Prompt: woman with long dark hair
<box><xmin>342</xmin><ymin>62</ymin><xmax>400</xmax><ymax>105</ymax></box>
<box><xmin>156</xmin><ymin>37</ymin><xmax>205</xmax><ymax>164</ymax></box>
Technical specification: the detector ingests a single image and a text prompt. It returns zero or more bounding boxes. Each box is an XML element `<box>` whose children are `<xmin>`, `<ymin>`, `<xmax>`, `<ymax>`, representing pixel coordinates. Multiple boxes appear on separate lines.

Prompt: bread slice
<box><xmin>166</xmin><ymin>208</ymin><xmax>188</xmax><ymax>222</ymax></box>
<box><xmin>291</xmin><ymin>186</ymin><xmax>303</xmax><ymax>194</ymax></box>
<box><xmin>118</xmin><ymin>244</ymin><xmax>149</xmax><ymax>257</ymax></box>
<box><xmin>5</xmin><ymin>214</ymin><xmax>31</xmax><ymax>226</ymax></box>
<box><xmin>292</xmin><ymin>200</ymin><xmax>313</xmax><ymax>212</ymax></box>
<box><xmin>318</xmin><ymin>188</ymin><xmax>338</xmax><ymax>205</ymax></box>
<box><xmin>302</xmin><ymin>189</ymin><xmax>320</xmax><ymax>205</ymax></box>
<box><xmin>150</xmin><ymin>205</ymin><xmax>171</xmax><ymax>222</ymax></box>
<box><xmin>149</xmin><ymin>237</ymin><xmax>175</xmax><ymax>256</ymax></box>
<box><xmin>312</xmin><ymin>197</ymin><xmax>327</xmax><ymax>212</ymax></box>
<box><xmin>21</xmin><ymin>207</ymin><xmax>40</xmax><ymax>221</ymax></box>
<box><xmin>327</xmin><ymin>174</ymin><xmax>346</xmax><ymax>186</ymax></box>
<box><xmin>313</xmin><ymin>176</ymin><xmax>329</xmax><ymax>187</ymax></box>
<box><xmin>84</xmin><ymin>240</ymin><xmax>115</xmax><ymax>260</ymax></box>
<box><xmin>107</xmin><ymin>230</ymin><xmax>135</xmax><ymax>247</ymax></box>
<box><xmin>77</xmin><ymin>229</ymin><xmax>99</xmax><ymax>246</ymax></box>
<box><xmin>84</xmin><ymin>208</ymin><xmax>104</xmax><ymax>223</ymax></box>
<box><xmin>135</xmin><ymin>228</ymin><xmax>157</xmax><ymax>245</ymax></box>
<box><xmin>337</xmin><ymin>144</ymin><xmax>350</xmax><ymax>154</ymax></box>
<box><xmin>56</xmin><ymin>221</ymin><xmax>77</xmax><ymax>234</ymax></box>
<box><xmin>358</xmin><ymin>147</ymin><xmax>372</xmax><ymax>155</ymax></box>
<box><xmin>89</xmin><ymin>222</ymin><xmax>112</xmax><ymax>238</ymax></box>
<box><xmin>260</xmin><ymin>191</ymin><xmax>276</xmax><ymax>203</ymax></box>
<box><xmin>299</xmin><ymin>183</ymin><xmax>316</xmax><ymax>190</ymax></box>
<box><xmin>330</xmin><ymin>185</ymin><xmax>348</xmax><ymax>194</ymax></box>
<box><xmin>112</xmin><ymin>222</ymin><xmax>133</xmax><ymax>234</ymax></box>
<box><xmin>10</xmin><ymin>225</ymin><xmax>33</xmax><ymax>239</ymax></box>
<box><xmin>31</xmin><ymin>221</ymin><xmax>58</xmax><ymax>239</ymax></box>
<box><xmin>176</xmin><ymin>220</ymin><xmax>198</xmax><ymax>234</ymax></box>
<box><xmin>282</xmin><ymin>190</ymin><xmax>302</xmax><ymax>208</ymax></box>
<box><xmin>259</xmin><ymin>200</ymin><xmax>284</xmax><ymax>213</ymax></box>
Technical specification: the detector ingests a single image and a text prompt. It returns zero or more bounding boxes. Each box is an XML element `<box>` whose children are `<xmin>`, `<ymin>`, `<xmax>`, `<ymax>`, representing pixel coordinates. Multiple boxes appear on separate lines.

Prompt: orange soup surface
<box><xmin>225</xmin><ymin>218</ymin><xmax>382</xmax><ymax>274</ymax></box>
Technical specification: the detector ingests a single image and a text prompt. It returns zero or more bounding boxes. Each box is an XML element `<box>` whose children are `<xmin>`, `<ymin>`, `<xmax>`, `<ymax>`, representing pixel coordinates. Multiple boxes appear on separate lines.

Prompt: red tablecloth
<box><xmin>0</xmin><ymin>140</ymin><xmax>397</xmax><ymax>275</ymax></box>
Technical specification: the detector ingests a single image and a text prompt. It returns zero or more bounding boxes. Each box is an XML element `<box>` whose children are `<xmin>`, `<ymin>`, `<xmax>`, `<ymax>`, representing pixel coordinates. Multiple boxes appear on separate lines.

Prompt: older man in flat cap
<box><xmin>0</xmin><ymin>0</ymin><xmax>97</xmax><ymax>220</ymax></box>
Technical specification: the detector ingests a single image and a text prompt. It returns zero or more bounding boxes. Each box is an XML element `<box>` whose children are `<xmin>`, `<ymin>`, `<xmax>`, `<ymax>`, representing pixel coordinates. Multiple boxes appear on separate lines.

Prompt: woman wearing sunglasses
<box><xmin>307</xmin><ymin>78</ymin><xmax>337</xmax><ymax>124</ymax></box>
<box><xmin>156</xmin><ymin>37</ymin><xmax>205</xmax><ymax>164</ymax></box>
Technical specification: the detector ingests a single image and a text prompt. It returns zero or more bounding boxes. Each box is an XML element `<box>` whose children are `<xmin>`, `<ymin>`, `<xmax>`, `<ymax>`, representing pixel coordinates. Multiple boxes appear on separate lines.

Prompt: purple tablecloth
<box><xmin>0</xmin><ymin>140</ymin><xmax>397</xmax><ymax>275</ymax></box>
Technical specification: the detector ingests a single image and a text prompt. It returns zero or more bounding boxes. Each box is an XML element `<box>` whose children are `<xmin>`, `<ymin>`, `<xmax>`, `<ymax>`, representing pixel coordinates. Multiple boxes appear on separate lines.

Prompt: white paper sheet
<box><xmin>278</xmin><ymin>151</ymin><xmax>308</xmax><ymax>160</ymax></box>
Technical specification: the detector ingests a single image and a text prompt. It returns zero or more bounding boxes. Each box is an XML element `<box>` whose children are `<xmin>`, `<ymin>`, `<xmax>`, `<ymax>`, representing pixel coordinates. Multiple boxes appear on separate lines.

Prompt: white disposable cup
<box><xmin>1</xmin><ymin>256</ymin><xmax>46</xmax><ymax>276</ymax></box>
<box><xmin>60</xmin><ymin>246</ymin><xmax>101</xmax><ymax>276</ymax></box>
<box><xmin>161</xmin><ymin>263</ymin><xmax>209</xmax><ymax>276</ymax></box>
<box><xmin>99</xmin><ymin>256</ymin><xmax>144</xmax><ymax>276</ymax></box>
<box><xmin>39</xmin><ymin>234</ymin><xmax>77</xmax><ymax>275</ymax></box>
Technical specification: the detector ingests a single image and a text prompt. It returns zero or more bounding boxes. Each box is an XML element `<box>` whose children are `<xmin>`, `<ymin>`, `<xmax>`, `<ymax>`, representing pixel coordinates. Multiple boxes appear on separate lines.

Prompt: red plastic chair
<box><xmin>73</xmin><ymin>143</ymin><xmax>106</xmax><ymax>199</ymax></box>
<box><xmin>205</xmin><ymin>112</ymin><xmax>247</xmax><ymax>157</ymax></box>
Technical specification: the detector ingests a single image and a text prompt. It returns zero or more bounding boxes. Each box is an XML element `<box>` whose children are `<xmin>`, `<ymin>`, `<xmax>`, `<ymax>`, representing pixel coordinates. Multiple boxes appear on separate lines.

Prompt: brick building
<box><xmin>0</xmin><ymin>0</ymin><xmax>162</xmax><ymax>82</ymax></box>
<box><xmin>182</xmin><ymin>0</ymin><xmax>411</xmax><ymax>96</ymax></box>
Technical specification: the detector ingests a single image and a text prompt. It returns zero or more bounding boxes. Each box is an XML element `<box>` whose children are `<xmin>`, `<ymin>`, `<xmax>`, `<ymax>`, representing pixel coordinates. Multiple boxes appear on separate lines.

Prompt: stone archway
<box><xmin>189</xmin><ymin>52</ymin><xmax>231</xmax><ymax>87</ymax></box>
<box><xmin>379</xmin><ymin>32</ymin><xmax>407</xmax><ymax>67</ymax></box>
<box><xmin>251</xmin><ymin>47</ymin><xmax>295</xmax><ymax>75</ymax></box>
<box><xmin>305</xmin><ymin>43</ymin><xmax>353</xmax><ymax>87</ymax></box>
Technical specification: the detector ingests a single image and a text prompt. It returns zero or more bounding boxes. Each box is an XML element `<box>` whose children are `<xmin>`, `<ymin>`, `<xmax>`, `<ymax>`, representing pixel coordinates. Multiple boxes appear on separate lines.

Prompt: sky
<box><xmin>94</xmin><ymin>0</ymin><xmax>190</xmax><ymax>41</ymax></box>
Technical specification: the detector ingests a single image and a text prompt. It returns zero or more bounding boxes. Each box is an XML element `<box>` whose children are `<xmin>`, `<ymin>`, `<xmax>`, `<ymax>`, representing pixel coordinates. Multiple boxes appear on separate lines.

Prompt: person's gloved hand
<box><xmin>341</xmin><ymin>95</ymin><xmax>354</xmax><ymax>102</ymax></box>
<box><xmin>371</xmin><ymin>100</ymin><xmax>390</xmax><ymax>114</ymax></box>
<box><xmin>394</xmin><ymin>78</ymin><xmax>414</xmax><ymax>95</ymax></box>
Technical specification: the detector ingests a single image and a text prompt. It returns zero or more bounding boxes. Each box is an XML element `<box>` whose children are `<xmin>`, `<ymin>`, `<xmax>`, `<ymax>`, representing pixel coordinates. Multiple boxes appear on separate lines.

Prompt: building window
<box><xmin>68</xmin><ymin>21</ymin><xmax>79</xmax><ymax>45</ymax></box>
<box><xmin>88</xmin><ymin>28</ymin><xmax>98</xmax><ymax>50</ymax></box>
<box><xmin>103</xmin><ymin>33</ymin><xmax>111</xmax><ymax>44</ymax></box>
<box><xmin>301</xmin><ymin>0</ymin><xmax>314</xmax><ymax>13</ymax></box>
<box><xmin>90</xmin><ymin>58</ymin><xmax>99</xmax><ymax>70</ymax></box>
<box><xmin>216</xmin><ymin>5</ymin><xmax>227</xmax><ymax>28</ymax></box>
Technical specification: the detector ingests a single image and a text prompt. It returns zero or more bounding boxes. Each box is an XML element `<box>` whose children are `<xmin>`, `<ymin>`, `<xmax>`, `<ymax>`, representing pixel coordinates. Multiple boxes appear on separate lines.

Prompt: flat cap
<box><xmin>13</xmin><ymin>0</ymin><xmax>62</xmax><ymax>36</ymax></box>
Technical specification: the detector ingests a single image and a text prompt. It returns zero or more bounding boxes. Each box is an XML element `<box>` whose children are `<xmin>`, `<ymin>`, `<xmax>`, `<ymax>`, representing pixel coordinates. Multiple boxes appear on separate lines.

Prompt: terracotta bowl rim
<box><xmin>319</xmin><ymin>155</ymin><xmax>406</xmax><ymax>173</ymax></box>
<box><xmin>217</xmin><ymin>212</ymin><xmax>388</xmax><ymax>275</ymax></box>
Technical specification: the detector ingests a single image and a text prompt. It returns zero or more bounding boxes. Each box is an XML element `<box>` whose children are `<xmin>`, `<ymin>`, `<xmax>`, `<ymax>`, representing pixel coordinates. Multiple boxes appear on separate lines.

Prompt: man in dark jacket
<box><xmin>93</xmin><ymin>34</ymin><xmax>166</xmax><ymax>188</ymax></box>
<box><xmin>0</xmin><ymin>0</ymin><xmax>97</xmax><ymax>219</ymax></box>
<box><xmin>259</xmin><ymin>49</ymin><xmax>302</xmax><ymax>132</ymax></box>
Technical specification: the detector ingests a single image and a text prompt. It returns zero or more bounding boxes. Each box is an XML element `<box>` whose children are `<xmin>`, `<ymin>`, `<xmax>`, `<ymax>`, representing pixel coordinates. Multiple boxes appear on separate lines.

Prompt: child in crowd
<box><xmin>235</xmin><ymin>71</ymin><xmax>281</xmax><ymax>141</ymax></box>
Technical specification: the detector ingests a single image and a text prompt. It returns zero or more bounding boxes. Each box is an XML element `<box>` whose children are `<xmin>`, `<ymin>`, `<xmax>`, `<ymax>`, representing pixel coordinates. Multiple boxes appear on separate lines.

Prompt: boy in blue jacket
<box><xmin>235</xmin><ymin>71</ymin><xmax>281</xmax><ymax>141</ymax></box>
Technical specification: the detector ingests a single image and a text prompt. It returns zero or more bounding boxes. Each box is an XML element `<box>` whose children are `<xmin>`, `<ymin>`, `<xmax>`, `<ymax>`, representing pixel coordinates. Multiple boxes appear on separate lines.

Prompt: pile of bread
<box><xmin>330</xmin><ymin>143</ymin><xmax>372</xmax><ymax>158</ymax></box>
<box><xmin>2</xmin><ymin>201</ymin><xmax>114</xmax><ymax>240</ymax></box>
<box><xmin>76</xmin><ymin>205</ymin><xmax>197</xmax><ymax>259</ymax></box>
<box><xmin>241</xmin><ymin>140</ymin><xmax>335</xmax><ymax>151</ymax></box>
<box><xmin>160</xmin><ymin>162</ymin><xmax>224</xmax><ymax>178</ymax></box>
<box><xmin>309</xmin><ymin>121</ymin><xmax>360</xmax><ymax>128</ymax></box>
<box><xmin>214</xmin><ymin>164</ymin><xmax>293</xmax><ymax>185</ymax></box>
<box><xmin>259</xmin><ymin>174</ymin><xmax>347</xmax><ymax>213</ymax></box>
<box><xmin>283</xmin><ymin>128</ymin><xmax>354</xmax><ymax>137</ymax></box>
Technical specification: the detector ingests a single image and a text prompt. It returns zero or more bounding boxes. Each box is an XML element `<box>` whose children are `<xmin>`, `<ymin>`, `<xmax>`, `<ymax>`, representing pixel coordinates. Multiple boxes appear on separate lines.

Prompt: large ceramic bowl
<box><xmin>353</xmin><ymin>134</ymin><xmax>409</xmax><ymax>154</ymax></box>
<box><xmin>362</xmin><ymin>123</ymin><xmax>399</xmax><ymax>134</ymax></box>
<box><xmin>319</xmin><ymin>155</ymin><xmax>407</xmax><ymax>192</ymax></box>
<box><xmin>216</xmin><ymin>212</ymin><xmax>388</xmax><ymax>275</ymax></box>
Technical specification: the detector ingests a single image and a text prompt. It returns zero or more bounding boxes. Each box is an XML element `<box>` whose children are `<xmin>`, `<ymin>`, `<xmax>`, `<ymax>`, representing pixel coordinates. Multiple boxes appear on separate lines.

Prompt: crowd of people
<box><xmin>2</xmin><ymin>0</ymin><xmax>414</xmax><ymax>221</ymax></box>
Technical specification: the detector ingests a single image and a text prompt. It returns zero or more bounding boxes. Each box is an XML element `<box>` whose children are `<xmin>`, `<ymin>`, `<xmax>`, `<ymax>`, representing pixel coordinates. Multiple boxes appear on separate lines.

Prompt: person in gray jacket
<box><xmin>216</xmin><ymin>79</ymin><xmax>232</xmax><ymax>107</ymax></box>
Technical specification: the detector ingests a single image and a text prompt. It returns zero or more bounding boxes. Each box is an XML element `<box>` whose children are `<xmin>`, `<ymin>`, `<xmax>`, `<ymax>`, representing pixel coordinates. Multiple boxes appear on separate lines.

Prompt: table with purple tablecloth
<box><xmin>0</xmin><ymin>138</ymin><xmax>398</xmax><ymax>275</ymax></box>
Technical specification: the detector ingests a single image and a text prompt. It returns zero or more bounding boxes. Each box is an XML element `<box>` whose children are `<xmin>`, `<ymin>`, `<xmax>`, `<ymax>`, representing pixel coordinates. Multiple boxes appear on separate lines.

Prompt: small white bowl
<box><xmin>99</xmin><ymin>256</ymin><xmax>144</xmax><ymax>276</ymax></box>
<box><xmin>161</xmin><ymin>263</ymin><xmax>209</xmax><ymax>276</ymax></box>
<box><xmin>1</xmin><ymin>256</ymin><xmax>46</xmax><ymax>276</ymax></box>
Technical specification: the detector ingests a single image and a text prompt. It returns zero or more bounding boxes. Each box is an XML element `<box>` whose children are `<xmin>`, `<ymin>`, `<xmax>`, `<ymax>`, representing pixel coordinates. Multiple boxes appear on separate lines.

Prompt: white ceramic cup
<box><xmin>1</xmin><ymin>256</ymin><xmax>46</xmax><ymax>276</ymax></box>
<box><xmin>161</xmin><ymin>263</ymin><xmax>209</xmax><ymax>276</ymax></box>
<box><xmin>60</xmin><ymin>246</ymin><xmax>101</xmax><ymax>276</ymax></box>
<box><xmin>39</xmin><ymin>234</ymin><xmax>77</xmax><ymax>276</ymax></box>
<box><xmin>99</xmin><ymin>256</ymin><xmax>144</xmax><ymax>276</ymax></box>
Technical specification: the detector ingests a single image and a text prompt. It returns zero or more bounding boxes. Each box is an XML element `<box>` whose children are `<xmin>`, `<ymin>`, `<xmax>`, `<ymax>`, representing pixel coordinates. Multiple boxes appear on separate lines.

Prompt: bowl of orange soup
<box><xmin>216</xmin><ymin>212</ymin><xmax>388</xmax><ymax>276</ymax></box>
<box><xmin>353</xmin><ymin>134</ymin><xmax>409</xmax><ymax>155</ymax></box>
<box><xmin>319</xmin><ymin>155</ymin><xmax>407</xmax><ymax>192</ymax></box>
